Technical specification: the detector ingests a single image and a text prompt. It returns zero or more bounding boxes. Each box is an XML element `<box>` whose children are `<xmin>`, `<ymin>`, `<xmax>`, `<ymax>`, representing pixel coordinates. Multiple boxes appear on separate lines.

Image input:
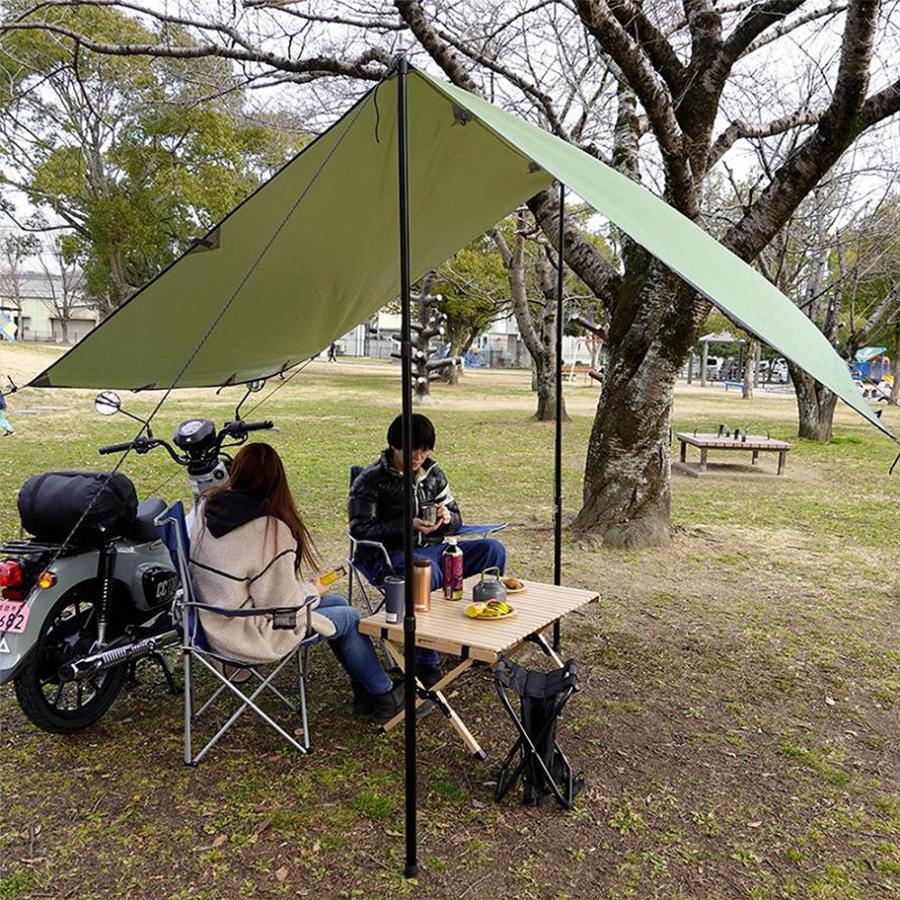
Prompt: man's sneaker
<box><xmin>371</xmin><ymin>681</ymin><xmax>405</xmax><ymax>724</ymax></box>
<box><xmin>351</xmin><ymin>682</ymin><xmax>375</xmax><ymax>716</ymax></box>
<box><xmin>415</xmin><ymin>663</ymin><xmax>443</xmax><ymax>689</ymax></box>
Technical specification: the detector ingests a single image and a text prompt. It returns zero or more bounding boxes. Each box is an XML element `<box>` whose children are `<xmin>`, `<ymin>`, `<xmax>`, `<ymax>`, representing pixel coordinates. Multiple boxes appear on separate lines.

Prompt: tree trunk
<box><xmin>573</xmin><ymin>337</ymin><xmax>678</xmax><ymax>547</ymax></box>
<box><xmin>533</xmin><ymin>353</ymin><xmax>566</xmax><ymax>421</ymax></box>
<box><xmin>573</xmin><ymin>262</ymin><xmax>691</xmax><ymax>547</ymax></box>
<box><xmin>742</xmin><ymin>340</ymin><xmax>758</xmax><ymax>400</ymax></box>
<box><xmin>789</xmin><ymin>362</ymin><xmax>838</xmax><ymax>441</ymax></box>
<box><xmin>442</xmin><ymin>338</ymin><xmax>464</xmax><ymax>384</ymax></box>
<box><xmin>891</xmin><ymin>323</ymin><xmax>900</xmax><ymax>406</ymax></box>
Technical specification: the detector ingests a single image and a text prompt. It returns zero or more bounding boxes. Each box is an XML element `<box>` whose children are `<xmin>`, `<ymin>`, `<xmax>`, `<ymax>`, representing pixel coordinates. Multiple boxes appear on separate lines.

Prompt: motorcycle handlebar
<box><xmin>98</xmin><ymin>441</ymin><xmax>136</xmax><ymax>455</ymax></box>
<box><xmin>222</xmin><ymin>420</ymin><xmax>274</xmax><ymax>437</ymax></box>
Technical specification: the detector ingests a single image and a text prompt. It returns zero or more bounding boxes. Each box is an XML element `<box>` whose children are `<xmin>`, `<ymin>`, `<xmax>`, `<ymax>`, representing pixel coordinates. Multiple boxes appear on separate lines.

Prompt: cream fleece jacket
<box><xmin>190</xmin><ymin>515</ymin><xmax>336</xmax><ymax>665</ymax></box>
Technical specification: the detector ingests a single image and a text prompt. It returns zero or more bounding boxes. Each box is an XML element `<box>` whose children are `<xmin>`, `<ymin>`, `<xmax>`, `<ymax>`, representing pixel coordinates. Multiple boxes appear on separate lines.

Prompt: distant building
<box><xmin>335</xmin><ymin>308</ymin><xmax>593</xmax><ymax>368</ymax></box>
<box><xmin>0</xmin><ymin>271</ymin><xmax>99</xmax><ymax>344</ymax></box>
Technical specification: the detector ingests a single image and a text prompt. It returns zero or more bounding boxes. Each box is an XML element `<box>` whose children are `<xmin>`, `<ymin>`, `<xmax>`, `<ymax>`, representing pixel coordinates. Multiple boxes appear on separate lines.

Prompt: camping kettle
<box><xmin>472</xmin><ymin>567</ymin><xmax>507</xmax><ymax>604</ymax></box>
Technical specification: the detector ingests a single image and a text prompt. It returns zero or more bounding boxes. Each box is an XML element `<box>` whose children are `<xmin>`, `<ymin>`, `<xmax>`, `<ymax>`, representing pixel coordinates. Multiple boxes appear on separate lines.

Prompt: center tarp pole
<box><xmin>553</xmin><ymin>183</ymin><xmax>565</xmax><ymax>650</ymax></box>
<box><xmin>396</xmin><ymin>53</ymin><xmax>418</xmax><ymax>880</ymax></box>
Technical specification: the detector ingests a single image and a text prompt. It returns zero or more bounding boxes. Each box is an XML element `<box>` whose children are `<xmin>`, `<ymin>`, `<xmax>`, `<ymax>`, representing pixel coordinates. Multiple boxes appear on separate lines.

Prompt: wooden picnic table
<box><xmin>676</xmin><ymin>432</ymin><xmax>792</xmax><ymax>475</ymax></box>
<box><xmin>358</xmin><ymin>576</ymin><xmax>599</xmax><ymax>758</ymax></box>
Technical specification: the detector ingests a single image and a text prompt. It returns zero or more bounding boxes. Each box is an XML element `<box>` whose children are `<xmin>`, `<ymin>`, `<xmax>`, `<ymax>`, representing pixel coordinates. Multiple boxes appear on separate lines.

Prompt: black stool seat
<box><xmin>494</xmin><ymin>656</ymin><xmax>584</xmax><ymax>809</ymax></box>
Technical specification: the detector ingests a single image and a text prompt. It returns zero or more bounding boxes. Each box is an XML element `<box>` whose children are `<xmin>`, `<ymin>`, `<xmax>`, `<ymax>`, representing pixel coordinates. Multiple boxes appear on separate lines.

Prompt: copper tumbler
<box><xmin>412</xmin><ymin>559</ymin><xmax>432</xmax><ymax>612</ymax></box>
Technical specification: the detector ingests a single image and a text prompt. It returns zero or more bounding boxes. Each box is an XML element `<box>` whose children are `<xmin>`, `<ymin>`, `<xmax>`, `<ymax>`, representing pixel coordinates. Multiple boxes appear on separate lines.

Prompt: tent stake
<box><xmin>396</xmin><ymin>52</ymin><xmax>418</xmax><ymax>881</ymax></box>
<box><xmin>553</xmin><ymin>183</ymin><xmax>565</xmax><ymax>650</ymax></box>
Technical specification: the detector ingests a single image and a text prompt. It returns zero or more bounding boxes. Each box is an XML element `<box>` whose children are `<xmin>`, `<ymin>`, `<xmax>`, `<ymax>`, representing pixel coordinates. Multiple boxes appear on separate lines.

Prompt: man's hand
<box><xmin>412</xmin><ymin>517</ymin><xmax>441</xmax><ymax>535</ymax></box>
<box><xmin>435</xmin><ymin>505</ymin><xmax>452</xmax><ymax>526</ymax></box>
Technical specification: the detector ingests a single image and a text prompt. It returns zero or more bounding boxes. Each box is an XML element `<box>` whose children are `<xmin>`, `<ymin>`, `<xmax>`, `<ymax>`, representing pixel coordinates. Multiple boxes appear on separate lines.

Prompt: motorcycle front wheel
<box><xmin>14</xmin><ymin>592</ymin><xmax>125</xmax><ymax>734</ymax></box>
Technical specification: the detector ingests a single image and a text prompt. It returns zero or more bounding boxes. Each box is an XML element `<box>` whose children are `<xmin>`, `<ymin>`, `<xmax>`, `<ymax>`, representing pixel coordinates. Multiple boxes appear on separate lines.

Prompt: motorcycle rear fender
<box><xmin>0</xmin><ymin>550</ymin><xmax>101</xmax><ymax>685</ymax></box>
<box><xmin>0</xmin><ymin>537</ymin><xmax>173</xmax><ymax>685</ymax></box>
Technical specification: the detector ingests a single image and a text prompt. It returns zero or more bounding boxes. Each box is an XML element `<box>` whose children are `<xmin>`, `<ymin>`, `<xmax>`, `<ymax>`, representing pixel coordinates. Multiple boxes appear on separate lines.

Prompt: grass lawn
<box><xmin>1</xmin><ymin>345</ymin><xmax>899</xmax><ymax>899</ymax></box>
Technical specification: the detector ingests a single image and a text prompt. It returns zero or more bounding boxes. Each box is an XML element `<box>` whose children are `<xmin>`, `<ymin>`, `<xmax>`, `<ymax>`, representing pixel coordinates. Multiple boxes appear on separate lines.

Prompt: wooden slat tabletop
<box><xmin>676</xmin><ymin>432</ymin><xmax>792</xmax><ymax>450</ymax></box>
<box><xmin>358</xmin><ymin>577</ymin><xmax>599</xmax><ymax>664</ymax></box>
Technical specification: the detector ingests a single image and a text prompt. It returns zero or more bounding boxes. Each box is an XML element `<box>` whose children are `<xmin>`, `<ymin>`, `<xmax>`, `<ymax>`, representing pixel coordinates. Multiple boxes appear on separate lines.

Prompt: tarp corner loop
<box><xmin>452</xmin><ymin>104</ymin><xmax>472</xmax><ymax>126</ymax></box>
<box><xmin>189</xmin><ymin>230</ymin><xmax>220</xmax><ymax>253</ymax></box>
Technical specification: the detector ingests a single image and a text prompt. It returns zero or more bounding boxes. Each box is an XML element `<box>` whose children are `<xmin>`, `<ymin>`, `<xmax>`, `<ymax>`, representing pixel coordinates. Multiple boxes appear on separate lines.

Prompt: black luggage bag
<box><xmin>18</xmin><ymin>471</ymin><xmax>138</xmax><ymax>544</ymax></box>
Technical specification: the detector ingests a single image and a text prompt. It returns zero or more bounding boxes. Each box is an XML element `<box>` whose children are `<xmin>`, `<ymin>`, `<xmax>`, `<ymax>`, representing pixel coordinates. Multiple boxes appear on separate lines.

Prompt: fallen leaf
<box><xmin>825</xmin><ymin>696</ymin><xmax>836</xmax><ymax>706</ymax></box>
<box><xmin>275</xmin><ymin>866</ymin><xmax>288</xmax><ymax>882</ymax></box>
<box><xmin>312</xmin><ymin>840</ymin><xmax>321</xmax><ymax>853</ymax></box>
<box><xmin>212</xmin><ymin>834</ymin><xmax>227</xmax><ymax>848</ymax></box>
<box><xmin>747</xmin><ymin>821</ymin><xmax>762</xmax><ymax>828</ymax></box>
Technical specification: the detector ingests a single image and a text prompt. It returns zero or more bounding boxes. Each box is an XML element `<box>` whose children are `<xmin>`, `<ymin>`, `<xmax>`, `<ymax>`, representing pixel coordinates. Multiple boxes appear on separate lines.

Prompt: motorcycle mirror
<box><xmin>94</xmin><ymin>391</ymin><xmax>121</xmax><ymax>416</ymax></box>
<box><xmin>235</xmin><ymin>379</ymin><xmax>267</xmax><ymax>421</ymax></box>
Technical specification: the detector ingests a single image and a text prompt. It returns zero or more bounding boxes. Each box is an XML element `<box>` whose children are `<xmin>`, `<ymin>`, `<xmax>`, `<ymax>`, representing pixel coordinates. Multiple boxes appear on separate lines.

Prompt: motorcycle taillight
<box><xmin>0</xmin><ymin>559</ymin><xmax>24</xmax><ymax>588</ymax></box>
<box><xmin>1</xmin><ymin>560</ymin><xmax>26</xmax><ymax>601</ymax></box>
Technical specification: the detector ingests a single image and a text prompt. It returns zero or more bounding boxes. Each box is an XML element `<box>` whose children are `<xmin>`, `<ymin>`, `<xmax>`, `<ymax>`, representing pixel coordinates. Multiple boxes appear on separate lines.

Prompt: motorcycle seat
<box><xmin>127</xmin><ymin>498</ymin><xmax>168</xmax><ymax>543</ymax></box>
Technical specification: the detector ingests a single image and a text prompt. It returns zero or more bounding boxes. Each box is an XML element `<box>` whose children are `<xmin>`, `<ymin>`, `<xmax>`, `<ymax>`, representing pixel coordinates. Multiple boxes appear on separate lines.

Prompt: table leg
<box><xmin>680</xmin><ymin>440</ymin><xmax>687</xmax><ymax>463</ymax></box>
<box><xmin>380</xmin><ymin>643</ymin><xmax>485</xmax><ymax>759</ymax></box>
<box><xmin>778</xmin><ymin>451</ymin><xmax>786</xmax><ymax>475</ymax></box>
<box><xmin>699</xmin><ymin>447</ymin><xmax>708</xmax><ymax>473</ymax></box>
<box><xmin>752</xmin><ymin>449</ymin><xmax>759</xmax><ymax>465</ymax></box>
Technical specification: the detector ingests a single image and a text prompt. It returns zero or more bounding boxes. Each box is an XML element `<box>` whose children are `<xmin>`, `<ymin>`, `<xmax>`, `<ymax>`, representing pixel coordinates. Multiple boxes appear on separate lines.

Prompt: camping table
<box><xmin>675</xmin><ymin>432</ymin><xmax>792</xmax><ymax>475</ymax></box>
<box><xmin>357</xmin><ymin>578</ymin><xmax>599</xmax><ymax>759</ymax></box>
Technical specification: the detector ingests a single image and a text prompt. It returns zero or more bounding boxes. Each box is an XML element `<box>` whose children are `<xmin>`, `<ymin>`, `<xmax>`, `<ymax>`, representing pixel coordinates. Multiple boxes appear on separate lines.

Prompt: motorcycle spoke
<box><xmin>51</xmin><ymin>682</ymin><xmax>64</xmax><ymax>707</ymax></box>
<box><xmin>76</xmin><ymin>682</ymin><xmax>84</xmax><ymax>708</ymax></box>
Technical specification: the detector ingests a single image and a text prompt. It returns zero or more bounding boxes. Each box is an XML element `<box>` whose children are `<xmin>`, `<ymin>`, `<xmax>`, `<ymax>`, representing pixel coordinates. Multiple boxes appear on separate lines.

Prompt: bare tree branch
<box><xmin>709</xmin><ymin>107</ymin><xmax>822</xmax><ymax>167</ymax></box>
<box><xmin>393</xmin><ymin>0</ymin><xmax>478</xmax><ymax>93</ymax></box>
<box><xmin>724</xmin><ymin>0</ymin><xmax>884</xmax><ymax>261</ymax></box>
<box><xmin>722</xmin><ymin>0</ymin><xmax>805</xmax><ymax>62</ymax></box>
<box><xmin>0</xmin><ymin>20</ymin><xmax>389</xmax><ymax>81</ymax></box>
<box><xmin>574</xmin><ymin>0</ymin><xmax>695</xmax><ymax>212</ymax></box>
<box><xmin>744</xmin><ymin>1</ymin><xmax>848</xmax><ymax>55</ymax></box>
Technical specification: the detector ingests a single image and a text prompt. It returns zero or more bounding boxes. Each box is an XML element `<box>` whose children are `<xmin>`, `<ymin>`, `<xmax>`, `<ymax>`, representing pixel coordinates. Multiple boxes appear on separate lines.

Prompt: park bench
<box><xmin>675</xmin><ymin>432</ymin><xmax>792</xmax><ymax>476</ymax></box>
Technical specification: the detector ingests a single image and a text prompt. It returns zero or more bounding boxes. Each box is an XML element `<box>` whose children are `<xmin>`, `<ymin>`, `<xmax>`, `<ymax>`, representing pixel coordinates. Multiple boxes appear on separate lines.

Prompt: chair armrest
<box><xmin>348</xmin><ymin>535</ymin><xmax>394</xmax><ymax>573</ymax></box>
<box><xmin>185</xmin><ymin>594</ymin><xmax>317</xmax><ymax>617</ymax></box>
<box><xmin>455</xmin><ymin>523</ymin><xmax>508</xmax><ymax>538</ymax></box>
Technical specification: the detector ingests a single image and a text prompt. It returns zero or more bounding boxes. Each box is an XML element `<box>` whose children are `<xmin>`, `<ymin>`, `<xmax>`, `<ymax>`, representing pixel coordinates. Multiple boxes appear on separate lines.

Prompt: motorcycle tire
<box><xmin>14</xmin><ymin>592</ymin><xmax>125</xmax><ymax>734</ymax></box>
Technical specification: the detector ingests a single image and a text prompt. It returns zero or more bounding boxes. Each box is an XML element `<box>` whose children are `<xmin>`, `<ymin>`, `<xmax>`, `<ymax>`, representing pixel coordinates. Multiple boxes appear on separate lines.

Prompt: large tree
<box><xmin>3</xmin><ymin>1</ymin><xmax>898</xmax><ymax>545</ymax></box>
<box><xmin>0</xmin><ymin>3</ymin><xmax>306</xmax><ymax>314</ymax></box>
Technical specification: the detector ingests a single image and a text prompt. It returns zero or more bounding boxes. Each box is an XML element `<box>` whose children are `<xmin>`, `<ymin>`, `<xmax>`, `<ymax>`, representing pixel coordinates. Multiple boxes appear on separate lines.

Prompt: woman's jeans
<box><xmin>313</xmin><ymin>594</ymin><xmax>392</xmax><ymax>696</ymax></box>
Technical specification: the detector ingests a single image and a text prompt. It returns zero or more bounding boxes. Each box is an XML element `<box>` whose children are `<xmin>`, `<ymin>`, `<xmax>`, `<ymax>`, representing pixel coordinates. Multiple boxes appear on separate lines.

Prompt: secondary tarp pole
<box><xmin>396</xmin><ymin>53</ymin><xmax>418</xmax><ymax>880</ymax></box>
<box><xmin>553</xmin><ymin>183</ymin><xmax>564</xmax><ymax>651</ymax></box>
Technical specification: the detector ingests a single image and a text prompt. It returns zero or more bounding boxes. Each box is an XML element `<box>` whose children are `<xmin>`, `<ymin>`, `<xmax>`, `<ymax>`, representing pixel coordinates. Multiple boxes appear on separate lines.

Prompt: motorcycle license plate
<box><xmin>0</xmin><ymin>601</ymin><xmax>29</xmax><ymax>634</ymax></box>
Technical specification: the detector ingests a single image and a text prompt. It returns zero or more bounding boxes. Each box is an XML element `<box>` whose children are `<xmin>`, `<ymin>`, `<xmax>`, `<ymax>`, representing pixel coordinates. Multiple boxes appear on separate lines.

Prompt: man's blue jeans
<box><xmin>313</xmin><ymin>594</ymin><xmax>393</xmax><ymax>695</ymax></box>
<box><xmin>389</xmin><ymin>538</ymin><xmax>507</xmax><ymax>667</ymax></box>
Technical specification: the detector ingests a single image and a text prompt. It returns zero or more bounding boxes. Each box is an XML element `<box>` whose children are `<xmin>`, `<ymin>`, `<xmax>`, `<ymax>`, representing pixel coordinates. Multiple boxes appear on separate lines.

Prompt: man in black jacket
<box><xmin>350</xmin><ymin>413</ymin><xmax>506</xmax><ymax>683</ymax></box>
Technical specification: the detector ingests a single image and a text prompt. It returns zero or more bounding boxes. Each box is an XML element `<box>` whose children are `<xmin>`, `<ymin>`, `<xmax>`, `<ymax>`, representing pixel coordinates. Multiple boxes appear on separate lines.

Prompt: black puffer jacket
<box><xmin>349</xmin><ymin>449</ymin><xmax>463</xmax><ymax>550</ymax></box>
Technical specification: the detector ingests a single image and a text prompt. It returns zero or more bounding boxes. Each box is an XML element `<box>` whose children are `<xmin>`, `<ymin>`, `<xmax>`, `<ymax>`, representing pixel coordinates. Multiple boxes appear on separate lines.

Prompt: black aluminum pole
<box><xmin>396</xmin><ymin>53</ymin><xmax>418</xmax><ymax>881</ymax></box>
<box><xmin>553</xmin><ymin>183</ymin><xmax>564</xmax><ymax>651</ymax></box>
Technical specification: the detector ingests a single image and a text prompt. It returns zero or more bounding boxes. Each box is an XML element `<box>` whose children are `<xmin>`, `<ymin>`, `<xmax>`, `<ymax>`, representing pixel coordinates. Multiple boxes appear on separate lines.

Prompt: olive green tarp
<box><xmin>29</xmin><ymin>67</ymin><xmax>891</xmax><ymax>439</ymax></box>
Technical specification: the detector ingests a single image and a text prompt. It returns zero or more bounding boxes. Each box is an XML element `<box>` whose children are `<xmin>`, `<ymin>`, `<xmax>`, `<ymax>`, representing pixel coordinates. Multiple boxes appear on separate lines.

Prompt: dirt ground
<box><xmin>1</xmin><ymin>346</ymin><xmax>898</xmax><ymax>899</ymax></box>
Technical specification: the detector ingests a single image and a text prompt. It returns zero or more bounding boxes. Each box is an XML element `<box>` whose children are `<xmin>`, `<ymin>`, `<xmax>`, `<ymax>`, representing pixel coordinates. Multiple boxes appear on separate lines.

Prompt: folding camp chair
<box><xmin>494</xmin><ymin>656</ymin><xmax>584</xmax><ymax>809</ymax></box>
<box><xmin>346</xmin><ymin>464</ymin><xmax>507</xmax><ymax>614</ymax></box>
<box><xmin>156</xmin><ymin>502</ymin><xmax>319</xmax><ymax>766</ymax></box>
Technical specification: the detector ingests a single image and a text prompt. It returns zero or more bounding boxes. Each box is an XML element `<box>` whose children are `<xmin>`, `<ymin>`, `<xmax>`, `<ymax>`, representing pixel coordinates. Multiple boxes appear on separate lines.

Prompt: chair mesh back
<box><xmin>156</xmin><ymin>501</ymin><xmax>206</xmax><ymax>649</ymax></box>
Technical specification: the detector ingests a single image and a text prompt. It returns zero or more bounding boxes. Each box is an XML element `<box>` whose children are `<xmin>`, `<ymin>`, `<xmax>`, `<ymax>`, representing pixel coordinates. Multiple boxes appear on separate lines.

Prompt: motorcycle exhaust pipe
<box><xmin>60</xmin><ymin>630</ymin><xmax>179</xmax><ymax>681</ymax></box>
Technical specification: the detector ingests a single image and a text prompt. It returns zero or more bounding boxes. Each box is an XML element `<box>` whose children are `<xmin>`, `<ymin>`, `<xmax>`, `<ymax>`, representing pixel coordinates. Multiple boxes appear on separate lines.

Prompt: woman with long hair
<box><xmin>191</xmin><ymin>442</ymin><xmax>403</xmax><ymax>723</ymax></box>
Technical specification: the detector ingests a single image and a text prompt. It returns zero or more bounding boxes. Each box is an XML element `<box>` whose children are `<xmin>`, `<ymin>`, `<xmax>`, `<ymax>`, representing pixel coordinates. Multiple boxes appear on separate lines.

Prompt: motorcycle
<box><xmin>0</xmin><ymin>382</ymin><xmax>273</xmax><ymax>733</ymax></box>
